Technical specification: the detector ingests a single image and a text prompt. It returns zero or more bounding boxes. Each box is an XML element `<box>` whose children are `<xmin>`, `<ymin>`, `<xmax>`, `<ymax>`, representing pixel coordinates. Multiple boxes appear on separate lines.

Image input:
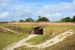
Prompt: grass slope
<box><xmin>14</xmin><ymin>25</ymin><xmax>75</xmax><ymax>50</ymax></box>
<box><xmin>0</xmin><ymin>23</ymin><xmax>75</xmax><ymax>50</ymax></box>
<box><xmin>0</xmin><ymin>24</ymin><xmax>30</xmax><ymax>50</ymax></box>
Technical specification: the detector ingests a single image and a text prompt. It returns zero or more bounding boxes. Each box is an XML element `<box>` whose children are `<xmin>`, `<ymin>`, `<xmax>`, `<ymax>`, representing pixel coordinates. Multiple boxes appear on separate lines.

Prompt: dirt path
<box><xmin>23</xmin><ymin>30</ymin><xmax>74</xmax><ymax>48</ymax></box>
<box><xmin>2</xmin><ymin>27</ymin><xmax>18</xmax><ymax>34</ymax></box>
<box><xmin>3</xmin><ymin>34</ymin><xmax>37</xmax><ymax>50</ymax></box>
<box><xmin>3</xmin><ymin>30</ymin><xmax>74</xmax><ymax>50</ymax></box>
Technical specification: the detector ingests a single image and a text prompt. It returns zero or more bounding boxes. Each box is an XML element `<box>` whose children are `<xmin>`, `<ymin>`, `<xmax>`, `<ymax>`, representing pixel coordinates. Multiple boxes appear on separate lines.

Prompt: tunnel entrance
<box><xmin>31</xmin><ymin>26</ymin><xmax>43</xmax><ymax>35</ymax></box>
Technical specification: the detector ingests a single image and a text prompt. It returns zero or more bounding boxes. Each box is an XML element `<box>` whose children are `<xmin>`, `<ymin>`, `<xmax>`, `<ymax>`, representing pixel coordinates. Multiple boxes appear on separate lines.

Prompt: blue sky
<box><xmin>0</xmin><ymin>0</ymin><xmax>75</xmax><ymax>21</ymax></box>
<box><xmin>20</xmin><ymin>0</ymin><xmax>72</xmax><ymax>3</ymax></box>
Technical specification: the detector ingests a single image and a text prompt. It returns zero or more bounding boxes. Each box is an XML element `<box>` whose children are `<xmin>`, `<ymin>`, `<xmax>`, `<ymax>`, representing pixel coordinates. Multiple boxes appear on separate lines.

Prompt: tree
<box><xmin>60</xmin><ymin>18</ymin><xmax>66</xmax><ymax>22</ymax></box>
<box><xmin>60</xmin><ymin>17</ymin><xmax>71</xmax><ymax>22</ymax></box>
<box><xmin>71</xmin><ymin>16</ymin><xmax>75</xmax><ymax>22</ymax></box>
<box><xmin>37</xmin><ymin>16</ymin><xmax>49</xmax><ymax>22</ymax></box>
<box><xmin>65</xmin><ymin>17</ymin><xmax>71</xmax><ymax>22</ymax></box>
<box><xmin>25</xmin><ymin>18</ymin><xmax>34</xmax><ymax>22</ymax></box>
<box><xmin>19</xmin><ymin>20</ymin><xmax>24</xmax><ymax>22</ymax></box>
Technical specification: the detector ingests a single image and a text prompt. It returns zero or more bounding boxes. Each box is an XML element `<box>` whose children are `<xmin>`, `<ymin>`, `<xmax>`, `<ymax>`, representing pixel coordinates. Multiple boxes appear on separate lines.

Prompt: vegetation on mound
<box><xmin>14</xmin><ymin>25</ymin><xmax>75</xmax><ymax>50</ymax></box>
<box><xmin>26</xmin><ymin>25</ymin><xmax>73</xmax><ymax>45</ymax></box>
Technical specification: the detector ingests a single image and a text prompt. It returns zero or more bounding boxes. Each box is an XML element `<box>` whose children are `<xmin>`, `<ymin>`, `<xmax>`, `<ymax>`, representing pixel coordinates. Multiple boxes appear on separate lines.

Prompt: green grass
<box><xmin>1</xmin><ymin>24</ymin><xmax>36</xmax><ymax>30</ymax></box>
<box><xmin>0</xmin><ymin>24</ymin><xmax>29</xmax><ymax>50</ymax></box>
<box><xmin>26</xmin><ymin>35</ymin><xmax>49</xmax><ymax>45</ymax></box>
<box><xmin>0</xmin><ymin>23</ymin><xmax>75</xmax><ymax>50</ymax></box>
<box><xmin>1</xmin><ymin>24</ymin><xmax>36</xmax><ymax>34</ymax></box>
<box><xmin>0</xmin><ymin>31</ymin><xmax>28</xmax><ymax>50</ymax></box>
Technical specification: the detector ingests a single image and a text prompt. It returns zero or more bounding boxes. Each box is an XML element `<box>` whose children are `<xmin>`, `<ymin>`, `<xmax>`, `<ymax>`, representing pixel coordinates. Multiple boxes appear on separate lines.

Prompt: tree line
<box><xmin>19</xmin><ymin>15</ymin><xmax>75</xmax><ymax>22</ymax></box>
<box><xmin>60</xmin><ymin>15</ymin><xmax>75</xmax><ymax>22</ymax></box>
<box><xmin>19</xmin><ymin>16</ymin><xmax>49</xmax><ymax>22</ymax></box>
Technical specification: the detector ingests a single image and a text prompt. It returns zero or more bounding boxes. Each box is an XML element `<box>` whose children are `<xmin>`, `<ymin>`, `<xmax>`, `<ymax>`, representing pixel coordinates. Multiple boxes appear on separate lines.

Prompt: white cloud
<box><xmin>0</xmin><ymin>11</ymin><xmax>9</xmax><ymax>18</ymax></box>
<box><xmin>0</xmin><ymin>0</ymin><xmax>12</xmax><ymax>7</ymax></box>
<box><xmin>30</xmin><ymin>0</ymin><xmax>75</xmax><ymax>21</ymax></box>
<box><xmin>0</xmin><ymin>0</ymin><xmax>75</xmax><ymax>21</ymax></box>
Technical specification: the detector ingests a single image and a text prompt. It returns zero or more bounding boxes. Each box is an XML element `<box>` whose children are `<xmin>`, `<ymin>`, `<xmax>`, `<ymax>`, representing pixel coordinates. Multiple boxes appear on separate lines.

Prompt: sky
<box><xmin>0</xmin><ymin>0</ymin><xmax>75</xmax><ymax>21</ymax></box>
